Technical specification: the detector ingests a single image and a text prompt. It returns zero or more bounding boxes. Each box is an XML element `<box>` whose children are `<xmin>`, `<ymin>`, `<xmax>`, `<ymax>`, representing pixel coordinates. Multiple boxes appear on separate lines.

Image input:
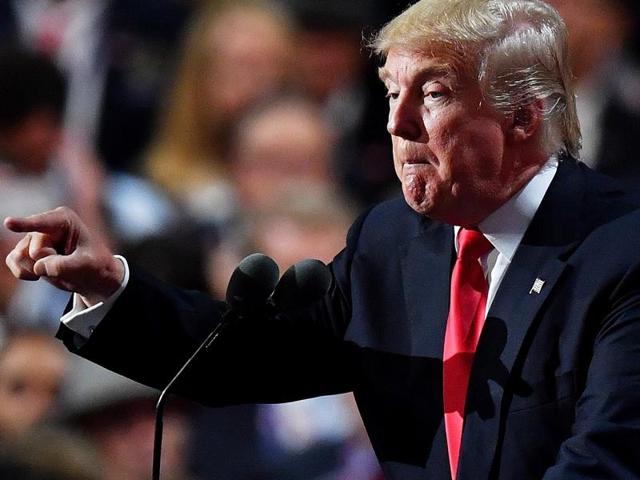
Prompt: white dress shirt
<box><xmin>61</xmin><ymin>157</ymin><xmax>559</xmax><ymax>338</ymax></box>
<box><xmin>457</xmin><ymin>155</ymin><xmax>558</xmax><ymax>312</ymax></box>
<box><xmin>60</xmin><ymin>255</ymin><xmax>129</xmax><ymax>339</ymax></box>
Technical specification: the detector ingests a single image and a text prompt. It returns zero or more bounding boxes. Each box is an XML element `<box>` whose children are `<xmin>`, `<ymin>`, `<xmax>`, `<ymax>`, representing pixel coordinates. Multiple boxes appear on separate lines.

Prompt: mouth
<box><xmin>399</xmin><ymin>151</ymin><xmax>438</xmax><ymax>166</ymax></box>
<box><xmin>402</xmin><ymin>157</ymin><xmax>436</xmax><ymax>169</ymax></box>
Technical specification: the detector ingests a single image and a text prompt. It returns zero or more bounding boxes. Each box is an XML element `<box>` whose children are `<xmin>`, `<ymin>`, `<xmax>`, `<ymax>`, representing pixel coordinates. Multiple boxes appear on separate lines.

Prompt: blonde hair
<box><xmin>145</xmin><ymin>0</ymin><xmax>292</xmax><ymax>196</ymax></box>
<box><xmin>371</xmin><ymin>0</ymin><xmax>581</xmax><ymax>158</ymax></box>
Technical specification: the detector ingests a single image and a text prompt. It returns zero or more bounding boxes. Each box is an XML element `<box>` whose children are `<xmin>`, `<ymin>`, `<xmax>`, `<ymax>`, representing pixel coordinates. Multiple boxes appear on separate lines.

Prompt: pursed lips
<box><xmin>402</xmin><ymin>157</ymin><xmax>436</xmax><ymax>168</ymax></box>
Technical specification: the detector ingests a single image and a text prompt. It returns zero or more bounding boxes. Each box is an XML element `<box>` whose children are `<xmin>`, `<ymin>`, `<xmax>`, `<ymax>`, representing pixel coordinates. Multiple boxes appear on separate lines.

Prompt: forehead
<box><xmin>379</xmin><ymin>47</ymin><xmax>470</xmax><ymax>86</ymax></box>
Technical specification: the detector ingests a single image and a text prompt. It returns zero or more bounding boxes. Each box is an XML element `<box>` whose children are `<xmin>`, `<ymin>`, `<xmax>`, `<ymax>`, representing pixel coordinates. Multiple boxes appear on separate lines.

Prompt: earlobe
<box><xmin>509</xmin><ymin>100</ymin><xmax>543</xmax><ymax>143</ymax></box>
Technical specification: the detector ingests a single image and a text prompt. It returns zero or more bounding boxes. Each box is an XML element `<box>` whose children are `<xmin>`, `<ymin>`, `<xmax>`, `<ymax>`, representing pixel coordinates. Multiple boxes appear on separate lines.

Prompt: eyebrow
<box><xmin>378</xmin><ymin>63</ymin><xmax>457</xmax><ymax>85</ymax></box>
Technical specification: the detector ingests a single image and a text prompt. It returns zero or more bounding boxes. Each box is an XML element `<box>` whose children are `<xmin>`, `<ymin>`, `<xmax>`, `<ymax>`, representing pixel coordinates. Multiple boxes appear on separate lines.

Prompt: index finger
<box><xmin>4</xmin><ymin>207</ymin><xmax>71</xmax><ymax>235</ymax></box>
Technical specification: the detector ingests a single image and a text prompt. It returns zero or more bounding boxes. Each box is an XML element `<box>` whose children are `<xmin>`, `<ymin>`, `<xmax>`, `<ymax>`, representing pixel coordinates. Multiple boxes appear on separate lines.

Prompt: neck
<box><xmin>451</xmin><ymin>148</ymin><xmax>549</xmax><ymax>228</ymax></box>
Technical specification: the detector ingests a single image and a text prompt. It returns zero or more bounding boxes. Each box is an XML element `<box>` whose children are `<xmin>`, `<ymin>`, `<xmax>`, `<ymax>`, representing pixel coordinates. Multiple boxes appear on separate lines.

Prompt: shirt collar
<box><xmin>454</xmin><ymin>155</ymin><xmax>559</xmax><ymax>261</ymax></box>
<box><xmin>479</xmin><ymin>155</ymin><xmax>558</xmax><ymax>261</ymax></box>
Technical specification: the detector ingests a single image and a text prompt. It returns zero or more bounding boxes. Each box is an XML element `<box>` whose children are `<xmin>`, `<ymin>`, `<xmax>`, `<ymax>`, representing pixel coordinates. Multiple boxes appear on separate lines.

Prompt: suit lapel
<box><xmin>400</xmin><ymin>220</ymin><xmax>454</xmax><ymax>358</ymax></box>
<box><xmin>458</xmin><ymin>159</ymin><xmax>586</xmax><ymax>479</ymax></box>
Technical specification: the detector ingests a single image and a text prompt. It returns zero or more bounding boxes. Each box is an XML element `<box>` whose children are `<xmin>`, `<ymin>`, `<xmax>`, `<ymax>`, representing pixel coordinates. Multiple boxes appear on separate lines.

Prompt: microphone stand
<box><xmin>152</xmin><ymin>252</ymin><xmax>279</xmax><ymax>479</ymax></box>
<box><xmin>152</xmin><ymin>313</ymin><xmax>232</xmax><ymax>480</ymax></box>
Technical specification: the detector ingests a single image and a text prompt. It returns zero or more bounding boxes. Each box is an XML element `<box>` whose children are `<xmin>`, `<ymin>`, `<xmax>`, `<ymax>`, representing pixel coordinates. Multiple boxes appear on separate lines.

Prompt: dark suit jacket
<box><xmin>58</xmin><ymin>158</ymin><xmax>640</xmax><ymax>479</ymax></box>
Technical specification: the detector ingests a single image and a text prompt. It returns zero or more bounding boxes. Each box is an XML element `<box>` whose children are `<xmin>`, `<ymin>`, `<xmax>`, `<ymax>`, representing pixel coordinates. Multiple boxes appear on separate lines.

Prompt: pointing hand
<box><xmin>4</xmin><ymin>207</ymin><xmax>124</xmax><ymax>306</ymax></box>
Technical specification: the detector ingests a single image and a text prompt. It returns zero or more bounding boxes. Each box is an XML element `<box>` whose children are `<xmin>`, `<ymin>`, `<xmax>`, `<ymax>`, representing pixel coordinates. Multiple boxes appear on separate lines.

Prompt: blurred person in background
<box><xmin>0</xmin><ymin>47</ymin><xmax>177</xmax><ymax>328</ymax></box>
<box><xmin>0</xmin><ymin>0</ymin><xmax>113</xmax><ymax>162</ymax></box>
<box><xmin>0</xmin><ymin>48</ymin><xmax>101</xmax><ymax>328</ymax></box>
<box><xmin>192</xmin><ymin>96</ymin><xmax>375</xmax><ymax>479</ymax></box>
<box><xmin>250</xmin><ymin>187</ymin><xmax>381</xmax><ymax>480</ymax></box>
<box><xmin>0</xmin><ymin>48</ymin><xmax>105</xmax><ymax>237</ymax></box>
<box><xmin>206</xmin><ymin>185</ymin><xmax>382</xmax><ymax>480</ymax></box>
<box><xmin>229</xmin><ymin>95</ymin><xmax>336</xmax><ymax>214</ymax></box>
<box><xmin>280</xmin><ymin>0</ymin><xmax>398</xmax><ymax>207</ymax></box>
<box><xmin>547</xmin><ymin>0</ymin><xmax>640</xmax><ymax>182</ymax></box>
<box><xmin>0</xmin><ymin>0</ymin><xmax>193</xmax><ymax>172</ymax></box>
<box><xmin>0</xmin><ymin>427</ymin><xmax>103</xmax><ymax>480</ymax></box>
<box><xmin>247</xmin><ymin>185</ymin><xmax>354</xmax><ymax>268</ymax></box>
<box><xmin>208</xmin><ymin>93</ymin><xmax>344</xmax><ymax>300</ymax></box>
<box><xmin>144</xmin><ymin>0</ymin><xmax>294</xmax><ymax>227</ymax></box>
<box><xmin>0</xmin><ymin>330</ymin><xmax>68</xmax><ymax>441</ymax></box>
<box><xmin>60</xmin><ymin>358</ymin><xmax>194</xmax><ymax>480</ymax></box>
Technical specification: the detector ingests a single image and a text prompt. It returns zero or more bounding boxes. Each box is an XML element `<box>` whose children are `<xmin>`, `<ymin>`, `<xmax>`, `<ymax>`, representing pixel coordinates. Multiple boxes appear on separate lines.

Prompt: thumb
<box><xmin>33</xmin><ymin>254</ymin><xmax>65</xmax><ymax>279</ymax></box>
<box><xmin>31</xmin><ymin>246</ymin><xmax>57</xmax><ymax>262</ymax></box>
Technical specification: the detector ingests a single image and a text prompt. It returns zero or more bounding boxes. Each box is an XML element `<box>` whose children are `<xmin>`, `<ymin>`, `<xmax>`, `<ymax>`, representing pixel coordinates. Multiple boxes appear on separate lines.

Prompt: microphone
<box><xmin>226</xmin><ymin>253</ymin><xmax>281</xmax><ymax>315</ymax></box>
<box><xmin>152</xmin><ymin>253</ymin><xmax>279</xmax><ymax>480</ymax></box>
<box><xmin>270</xmin><ymin>258</ymin><xmax>332</xmax><ymax>311</ymax></box>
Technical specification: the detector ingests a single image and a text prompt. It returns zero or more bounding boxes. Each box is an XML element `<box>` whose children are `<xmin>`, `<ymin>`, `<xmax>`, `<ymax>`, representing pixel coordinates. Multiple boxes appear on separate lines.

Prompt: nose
<box><xmin>387</xmin><ymin>95</ymin><xmax>424</xmax><ymax>141</ymax></box>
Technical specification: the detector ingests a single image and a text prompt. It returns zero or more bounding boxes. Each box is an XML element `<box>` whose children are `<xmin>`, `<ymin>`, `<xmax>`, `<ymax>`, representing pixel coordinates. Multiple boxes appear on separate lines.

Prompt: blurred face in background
<box><xmin>254</xmin><ymin>212</ymin><xmax>348</xmax><ymax>268</ymax></box>
<box><xmin>0</xmin><ymin>333</ymin><xmax>67</xmax><ymax>439</ymax></box>
<box><xmin>0</xmin><ymin>110</ymin><xmax>62</xmax><ymax>174</ymax></box>
<box><xmin>203</xmin><ymin>5</ymin><xmax>292</xmax><ymax>121</ymax></box>
<box><xmin>231</xmin><ymin>98</ymin><xmax>333</xmax><ymax>211</ymax></box>
<box><xmin>296</xmin><ymin>29</ymin><xmax>364</xmax><ymax>101</ymax></box>
<box><xmin>206</xmin><ymin>185</ymin><xmax>352</xmax><ymax>299</ymax></box>
<box><xmin>547</xmin><ymin>0</ymin><xmax>630</xmax><ymax>79</ymax></box>
<box><xmin>86</xmin><ymin>399</ymin><xmax>189</xmax><ymax>480</ymax></box>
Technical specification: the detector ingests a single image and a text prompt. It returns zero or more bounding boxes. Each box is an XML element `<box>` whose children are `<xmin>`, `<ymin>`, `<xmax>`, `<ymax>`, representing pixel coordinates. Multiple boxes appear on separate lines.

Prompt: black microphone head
<box><xmin>226</xmin><ymin>253</ymin><xmax>279</xmax><ymax>316</ymax></box>
<box><xmin>271</xmin><ymin>258</ymin><xmax>332</xmax><ymax>311</ymax></box>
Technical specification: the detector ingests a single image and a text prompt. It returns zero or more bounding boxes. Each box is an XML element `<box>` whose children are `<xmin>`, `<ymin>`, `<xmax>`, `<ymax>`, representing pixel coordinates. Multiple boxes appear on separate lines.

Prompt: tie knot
<box><xmin>457</xmin><ymin>228</ymin><xmax>493</xmax><ymax>262</ymax></box>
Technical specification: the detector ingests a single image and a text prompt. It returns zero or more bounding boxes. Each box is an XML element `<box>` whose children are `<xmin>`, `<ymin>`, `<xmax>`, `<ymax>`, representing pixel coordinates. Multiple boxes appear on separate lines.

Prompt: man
<box><xmin>5</xmin><ymin>0</ymin><xmax>640</xmax><ymax>478</ymax></box>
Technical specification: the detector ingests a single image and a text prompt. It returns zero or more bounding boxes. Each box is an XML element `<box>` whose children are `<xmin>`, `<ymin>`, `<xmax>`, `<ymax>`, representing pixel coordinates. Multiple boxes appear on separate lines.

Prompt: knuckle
<box><xmin>5</xmin><ymin>257</ymin><xmax>18</xmax><ymax>275</ymax></box>
<box><xmin>6</xmin><ymin>249</ymin><xmax>22</xmax><ymax>267</ymax></box>
<box><xmin>19</xmin><ymin>233</ymin><xmax>33</xmax><ymax>251</ymax></box>
<box><xmin>55</xmin><ymin>205</ymin><xmax>75</xmax><ymax>220</ymax></box>
<box><xmin>10</xmin><ymin>258</ymin><xmax>35</xmax><ymax>279</ymax></box>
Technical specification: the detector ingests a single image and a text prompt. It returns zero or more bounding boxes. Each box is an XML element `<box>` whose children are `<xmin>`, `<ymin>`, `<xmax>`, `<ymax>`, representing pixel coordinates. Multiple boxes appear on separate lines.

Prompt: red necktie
<box><xmin>443</xmin><ymin>228</ymin><xmax>493</xmax><ymax>479</ymax></box>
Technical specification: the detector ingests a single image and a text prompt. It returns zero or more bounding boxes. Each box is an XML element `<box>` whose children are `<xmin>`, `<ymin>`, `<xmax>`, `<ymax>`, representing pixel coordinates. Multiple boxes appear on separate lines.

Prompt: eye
<box><xmin>426</xmin><ymin>91</ymin><xmax>445</xmax><ymax>99</ymax></box>
<box><xmin>424</xmin><ymin>89</ymin><xmax>449</xmax><ymax>102</ymax></box>
<box><xmin>385</xmin><ymin>91</ymin><xmax>399</xmax><ymax>101</ymax></box>
<box><xmin>423</xmin><ymin>83</ymin><xmax>450</xmax><ymax>102</ymax></box>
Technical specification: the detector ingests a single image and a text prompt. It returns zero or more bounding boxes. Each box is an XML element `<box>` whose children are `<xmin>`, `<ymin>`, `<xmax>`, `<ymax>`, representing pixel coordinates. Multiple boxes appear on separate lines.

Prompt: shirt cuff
<box><xmin>60</xmin><ymin>255</ymin><xmax>130</xmax><ymax>339</ymax></box>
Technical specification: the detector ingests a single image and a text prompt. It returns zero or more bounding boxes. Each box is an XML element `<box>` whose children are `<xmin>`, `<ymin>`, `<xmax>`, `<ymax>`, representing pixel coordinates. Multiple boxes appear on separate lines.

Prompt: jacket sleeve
<box><xmin>543</xmin><ymin>261</ymin><xmax>640</xmax><ymax>478</ymax></box>
<box><xmin>56</xmin><ymin>209</ymin><xmax>372</xmax><ymax>407</ymax></box>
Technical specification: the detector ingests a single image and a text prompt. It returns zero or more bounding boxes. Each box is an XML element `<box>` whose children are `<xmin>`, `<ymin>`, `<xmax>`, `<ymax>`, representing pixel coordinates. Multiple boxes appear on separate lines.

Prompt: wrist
<box><xmin>80</xmin><ymin>255</ymin><xmax>126</xmax><ymax>306</ymax></box>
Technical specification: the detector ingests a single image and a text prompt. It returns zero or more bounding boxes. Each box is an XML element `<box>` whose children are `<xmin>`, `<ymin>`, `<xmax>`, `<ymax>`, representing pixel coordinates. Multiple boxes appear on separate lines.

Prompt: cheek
<box><xmin>473</xmin><ymin>127</ymin><xmax>504</xmax><ymax>169</ymax></box>
<box><xmin>451</xmin><ymin>122</ymin><xmax>505</xmax><ymax>176</ymax></box>
<box><xmin>422</xmin><ymin>112</ymin><xmax>458</xmax><ymax>169</ymax></box>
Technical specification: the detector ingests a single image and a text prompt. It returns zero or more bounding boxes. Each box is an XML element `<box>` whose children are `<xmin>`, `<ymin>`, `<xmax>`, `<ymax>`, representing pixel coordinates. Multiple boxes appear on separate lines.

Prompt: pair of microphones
<box><xmin>152</xmin><ymin>254</ymin><xmax>332</xmax><ymax>480</ymax></box>
<box><xmin>225</xmin><ymin>253</ymin><xmax>332</xmax><ymax>316</ymax></box>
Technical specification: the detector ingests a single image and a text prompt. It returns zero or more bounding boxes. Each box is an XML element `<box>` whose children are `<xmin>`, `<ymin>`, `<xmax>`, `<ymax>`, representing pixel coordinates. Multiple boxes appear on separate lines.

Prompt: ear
<box><xmin>507</xmin><ymin>100</ymin><xmax>543</xmax><ymax>143</ymax></box>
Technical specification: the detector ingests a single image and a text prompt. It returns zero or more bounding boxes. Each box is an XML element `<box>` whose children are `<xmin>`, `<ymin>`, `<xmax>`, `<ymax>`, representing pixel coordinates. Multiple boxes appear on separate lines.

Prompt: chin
<box><xmin>403</xmin><ymin>188</ymin><xmax>460</xmax><ymax>224</ymax></box>
<box><xmin>402</xmin><ymin>190</ymin><xmax>433</xmax><ymax>217</ymax></box>
<box><xmin>401</xmin><ymin>176</ymin><xmax>435</xmax><ymax>214</ymax></box>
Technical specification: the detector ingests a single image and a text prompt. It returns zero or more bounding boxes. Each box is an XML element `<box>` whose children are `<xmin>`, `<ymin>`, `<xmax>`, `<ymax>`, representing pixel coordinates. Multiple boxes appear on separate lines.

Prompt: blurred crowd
<box><xmin>0</xmin><ymin>0</ymin><xmax>638</xmax><ymax>479</ymax></box>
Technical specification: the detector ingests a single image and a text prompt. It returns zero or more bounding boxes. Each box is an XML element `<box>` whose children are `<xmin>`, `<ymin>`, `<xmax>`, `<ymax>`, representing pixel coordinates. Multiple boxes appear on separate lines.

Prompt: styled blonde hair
<box><xmin>371</xmin><ymin>0</ymin><xmax>581</xmax><ymax>158</ymax></box>
<box><xmin>144</xmin><ymin>0</ymin><xmax>292</xmax><ymax>196</ymax></box>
